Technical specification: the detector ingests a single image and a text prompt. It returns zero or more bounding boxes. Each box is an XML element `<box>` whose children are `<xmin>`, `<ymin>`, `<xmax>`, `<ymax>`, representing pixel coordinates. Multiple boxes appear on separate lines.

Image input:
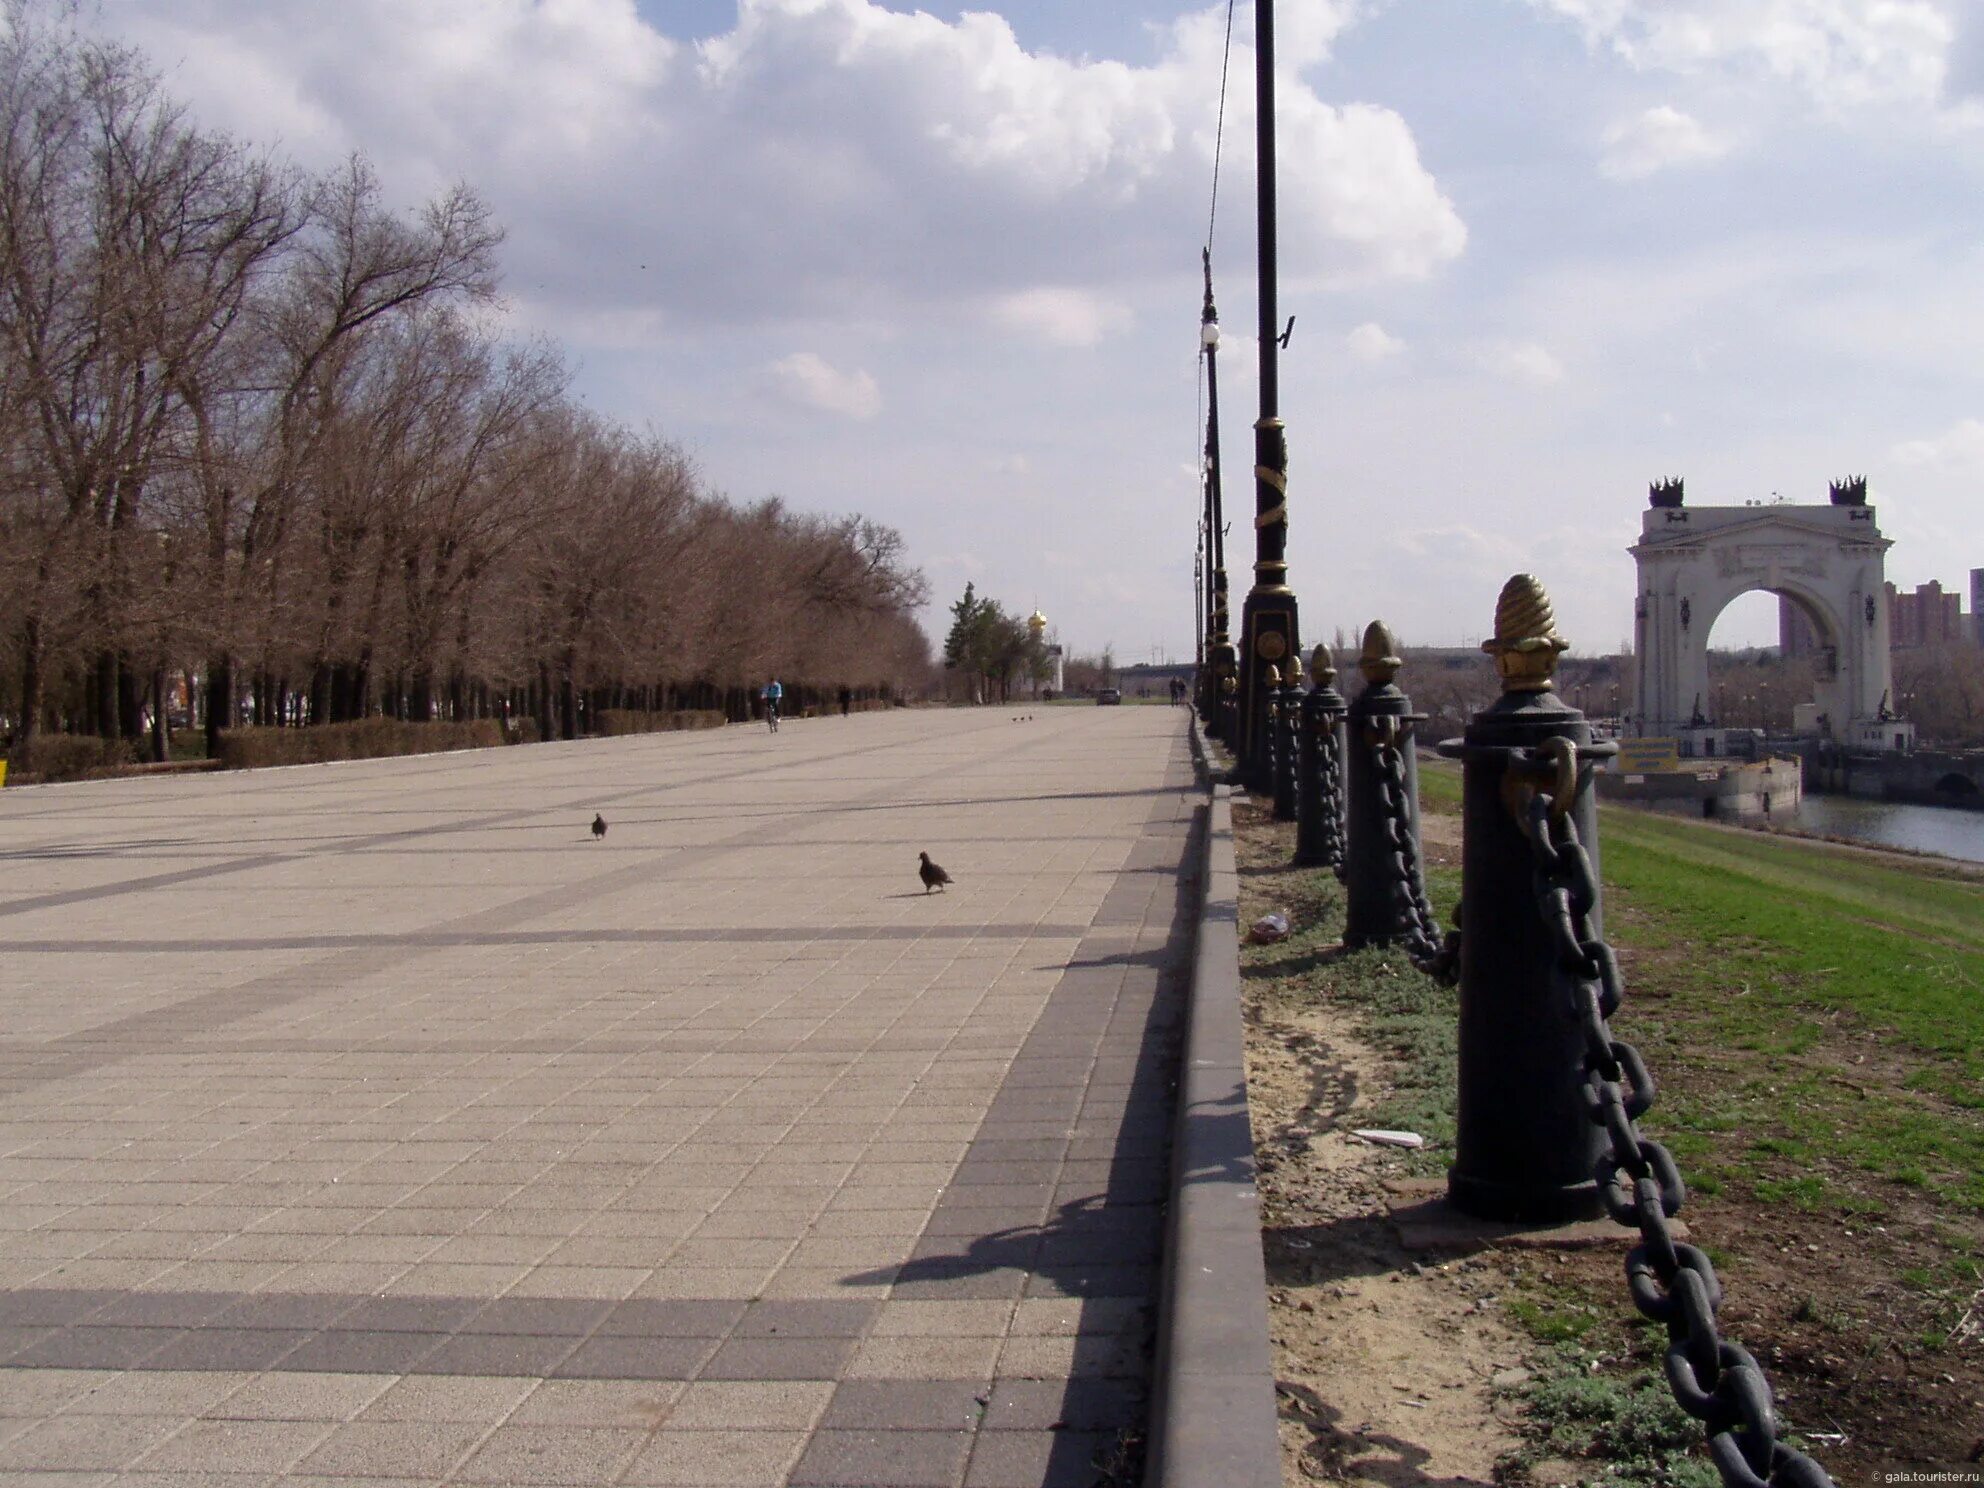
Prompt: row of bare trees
<box><xmin>0</xmin><ymin>8</ymin><xmax>930</xmax><ymax>761</ymax></box>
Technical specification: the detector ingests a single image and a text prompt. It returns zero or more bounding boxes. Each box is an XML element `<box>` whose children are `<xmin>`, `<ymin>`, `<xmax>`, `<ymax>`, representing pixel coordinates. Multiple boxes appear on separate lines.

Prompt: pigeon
<box><xmin>591</xmin><ymin>814</ymin><xmax>607</xmax><ymax>839</ymax></box>
<box><xmin>918</xmin><ymin>851</ymin><xmax>953</xmax><ymax>894</ymax></box>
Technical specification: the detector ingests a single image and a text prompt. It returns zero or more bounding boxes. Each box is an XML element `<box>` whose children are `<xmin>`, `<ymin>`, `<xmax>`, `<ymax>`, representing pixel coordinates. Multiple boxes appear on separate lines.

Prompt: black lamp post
<box><xmin>1200</xmin><ymin>252</ymin><xmax>1235</xmax><ymax>732</ymax></box>
<box><xmin>1238</xmin><ymin>0</ymin><xmax>1298</xmax><ymax>789</ymax></box>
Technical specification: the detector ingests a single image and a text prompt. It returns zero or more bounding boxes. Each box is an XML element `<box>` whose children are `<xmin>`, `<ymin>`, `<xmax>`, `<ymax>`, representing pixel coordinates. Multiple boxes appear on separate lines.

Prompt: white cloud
<box><xmin>991</xmin><ymin>288</ymin><xmax>1132</xmax><ymax>347</ymax></box>
<box><xmin>1892</xmin><ymin>416</ymin><xmax>1984</xmax><ymax>468</ymax></box>
<box><xmin>769</xmin><ymin>352</ymin><xmax>881</xmax><ymax>419</ymax></box>
<box><xmin>1532</xmin><ymin>0</ymin><xmax>1956</xmax><ymax>112</ymax></box>
<box><xmin>1600</xmin><ymin>105</ymin><xmax>1729</xmax><ymax>177</ymax></box>
<box><xmin>1473</xmin><ymin>341</ymin><xmax>1565</xmax><ymax>385</ymax></box>
<box><xmin>1345</xmin><ymin>321</ymin><xmax>1405</xmax><ymax>360</ymax></box>
<box><xmin>97</xmin><ymin>0</ymin><xmax>1464</xmax><ymax>335</ymax></box>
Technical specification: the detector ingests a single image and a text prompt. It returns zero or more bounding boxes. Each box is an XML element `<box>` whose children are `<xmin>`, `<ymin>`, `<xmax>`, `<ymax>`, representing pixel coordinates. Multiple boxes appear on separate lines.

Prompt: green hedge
<box><xmin>592</xmin><ymin>709</ymin><xmax>726</xmax><ymax>736</ymax></box>
<box><xmin>214</xmin><ymin>717</ymin><xmax>506</xmax><ymax>769</ymax></box>
<box><xmin>4</xmin><ymin>733</ymin><xmax>140</xmax><ymax>783</ymax></box>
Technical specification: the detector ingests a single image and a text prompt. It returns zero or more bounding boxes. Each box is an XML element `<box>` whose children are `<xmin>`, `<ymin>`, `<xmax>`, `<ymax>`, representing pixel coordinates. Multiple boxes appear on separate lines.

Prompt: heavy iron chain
<box><xmin>1369</xmin><ymin>720</ymin><xmax>1460</xmax><ymax>985</ymax></box>
<box><xmin>1315</xmin><ymin>712</ymin><xmax>1347</xmax><ymax>881</ymax></box>
<box><xmin>1521</xmin><ymin>739</ymin><xmax>1833</xmax><ymax>1488</ymax></box>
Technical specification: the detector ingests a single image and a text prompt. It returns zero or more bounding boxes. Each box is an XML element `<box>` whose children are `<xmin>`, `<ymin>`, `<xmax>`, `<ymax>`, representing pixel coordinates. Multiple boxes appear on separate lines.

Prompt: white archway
<box><xmin>1629</xmin><ymin>487</ymin><xmax>1911</xmax><ymax>751</ymax></box>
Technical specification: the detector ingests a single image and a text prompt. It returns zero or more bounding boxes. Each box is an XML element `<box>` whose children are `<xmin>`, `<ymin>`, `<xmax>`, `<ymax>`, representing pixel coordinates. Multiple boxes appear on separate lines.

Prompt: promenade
<box><xmin>0</xmin><ymin>707</ymin><xmax>1199</xmax><ymax>1487</ymax></box>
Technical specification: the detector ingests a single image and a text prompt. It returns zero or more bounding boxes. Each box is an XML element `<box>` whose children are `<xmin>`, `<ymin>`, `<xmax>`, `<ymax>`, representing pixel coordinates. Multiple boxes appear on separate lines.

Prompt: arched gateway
<box><xmin>1630</xmin><ymin>479</ymin><xmax>1913</xmax><ymax>752</ymax></box>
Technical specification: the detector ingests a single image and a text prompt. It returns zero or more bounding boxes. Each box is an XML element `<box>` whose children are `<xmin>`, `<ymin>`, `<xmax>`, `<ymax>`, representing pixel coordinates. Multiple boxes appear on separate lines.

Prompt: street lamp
<box><xmin>1199</xmin><ymin>252</ymin><xmax>1235</xmax><ymax>737</ymax></box>
<box><xmin>1238</xmin><ymin>0</ymin><xmax>1300</xmax><ymax>790</ymax></box>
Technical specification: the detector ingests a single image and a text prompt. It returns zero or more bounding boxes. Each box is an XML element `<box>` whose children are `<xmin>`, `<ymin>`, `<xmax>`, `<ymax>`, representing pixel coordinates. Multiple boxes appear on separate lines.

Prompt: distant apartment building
<box><xmin>1780</xmin><ymin>570</ymin><xmax>1980</xmax><ymax>653</ymax></box>
<box><xmin>1885</xmin><ymin>579</ymin><xmax>1966</xmax><ymax>649</ymax></box>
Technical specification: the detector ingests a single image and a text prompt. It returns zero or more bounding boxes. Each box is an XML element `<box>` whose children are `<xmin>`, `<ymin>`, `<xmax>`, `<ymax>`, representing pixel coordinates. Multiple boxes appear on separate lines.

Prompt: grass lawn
<box><xmin>1241</xmin><ymin>754</ymin><xmax>1984</xmax><ymax>1483</ymax></box>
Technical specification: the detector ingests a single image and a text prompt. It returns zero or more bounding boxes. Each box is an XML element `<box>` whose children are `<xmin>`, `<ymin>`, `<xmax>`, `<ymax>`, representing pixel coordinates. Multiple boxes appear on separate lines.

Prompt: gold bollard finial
<box><xmin>1358</xmin><ymin>622</ymin><xmax>1401</xmax><ymax>686</ymax></box>
<box><xmin>1284</xmin><ymin>653</ymin><xmax>1304</xmax><ymax>687</ymax></box>
<box><xmin>1264</xmin><ymin>663</ymin><xmax>1282</xmax><ymax>687</ymax></box>
<box><xmin>1309</xmin><ymin>643</ymin><xmax>1336</xmax><ymax>687</ymax></box>
<box><xmin>1482</xmin><ymin>573</ymin><xmax>1569</xmax><ymax>693</ymax></box>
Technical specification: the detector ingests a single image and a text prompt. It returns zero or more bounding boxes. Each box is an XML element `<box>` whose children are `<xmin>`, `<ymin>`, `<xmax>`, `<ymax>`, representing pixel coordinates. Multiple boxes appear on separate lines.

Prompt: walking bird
<box><xmin>592</xmin><ymin>814</ymin><xmax>607</xmax><ymax>839</ymax></box>
<box><xmin>918</xmin><ymin>851</ymin><xmax>953</xmax><ymax>894</ymax></box>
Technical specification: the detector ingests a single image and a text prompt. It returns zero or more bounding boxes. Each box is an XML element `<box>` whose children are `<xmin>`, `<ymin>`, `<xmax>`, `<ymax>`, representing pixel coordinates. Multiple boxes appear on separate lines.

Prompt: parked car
<box><xmin>1095</xmin><ymin>688</ymin><xmax>1121</xmax><ymax>706</ymax></box>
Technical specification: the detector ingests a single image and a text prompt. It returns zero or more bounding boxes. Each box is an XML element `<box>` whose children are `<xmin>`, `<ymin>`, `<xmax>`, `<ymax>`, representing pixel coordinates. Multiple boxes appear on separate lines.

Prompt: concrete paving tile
<box><xmin>0</xmin><ymin>1371</ymin><xmax>120</xmax><ymax>1419</ymax></box>
<box><xmin>787</xmin><ymin>1427</ymin><xmax>973</xmax><ymax>1488</ymax></box>
<box><xmin>981</xmin><ymin>1378</ymin><xmax>1143</xmax><ymax>1431</ymax></box>
<box><xmin>378</xmin><ymin>1262</ymin><xmax>534</xmax><ymax>1295</ymax></box>
<box><xmin>130</xmin><ymin>1417</ymin><xmax>336</xmax><ymax>1473</ymax></box>
<box><xmin>867</xmin><ymin>1301</ymin><xmax>1015</xmax><ymax>1338</ymax></box>
<box><xmin>698</xmin><ymin>1336</ymin><xmax>855</xmax><ymax>1381</ymax></box>
<box><xmin>759</xmin><ymin>1265</ymin><xmax>899</xmax><ymax>1298</ymax></box>
<box><xmin>0</xmin><ymin>715</ymin><xmax>1186</xmax><ymax>1487</ymax></box>
<box><xmin>961</xmin><ymin>1429</ymin><xmax>1113</xmax><ymax>1487</ymax></box>
<box><xmin>206</xmin><ymin>1371</ymin><xmax>393</xmax><ymax>1421</ymax></box>
<box><xmin>0</xmin><ymin>1412</ymin><xmax>196</xmax><ymax>1476</ymax></box>
<box><xmin>332</xmin><ymin>1372</ymin><xmax>526</xmax><ymax>1423</ymax></box>
<box><xmin>293</xmin><ymin>1419</ymin><xmax>486</xmax><ymax>1478</ymax></box>
<box><xmin>56</xmin><ymin>1371</ymin><xmax>250</xmax><ymax>1417</ymax></box>
<box><xmin>667</xmin><ymin>1238</ymin><xmax>792</xmax><ymax>1267</ymax></box>
<box><xmin>621</xmin><ymin>1428</ymin><xmax>809</xmax><ymax>1485</ymax></box>
<box><xmin>820</xmin><ymin>1380</ymin><xmax>989</xmax><ymax>1431</ymax></box>
<box><xmin>138</xmin><ymin>1329</ymin><xmax>311</xmax><ymax>1373</ymax></box>
<box><xmin>12</xmin><ymin>1327</ymin><xmax>177</xmax><ymax>1370</ymax></box>
<box><xmin>504</xmin><ymin>1265</ymin><xmax>649</xmax><ymax>1299</ymax></box>
<box><xmin>995</xmin><ymin>1333</ymin><xmax>1144</xmax><ymax>1378</ymax></box>
<box><xmin>453</xmin><ymin>1424</ymin><xmax>646</xmax><ymax>1484</ymax></box>
<box><xmin>0</xmin><ymin>1293</ymin><xmax>115</xmax><ymax>1327</ymax></box>
<box><xmin>888</xmin><ymin>1267</ymin><xmax>1029</xmax><ymax>1301</ymax></box>
<box><xmin>844</xmin><ymin>1335</ymin><xmax>1002</xmax><ymax>1380</ymax></box>
<box><xmin>660</xmin><ymin>1381</ymin><xmax>835</xmax><ymax>1431</ymax></box>
<box><xmin>593</xmin><ymin>1298</ymin><xmax>746</xmax><ymax>1337</ymax></box>
<box><xmin>337</xmin><ymin>1294</ymin><xmax>485</xmax><ymax>1335</ymax></box>
<box><xmin>398</xmin><ymin>1330</ymin><xmax>580</xmax><ymax>1379</ymax></box>
<box><xmin>551</xmin><ymin>1334</ymin><xmax>718</xmax><ymax>1380</ymax></box>
<box><xmin>507</xmin><ymin>1380</ymin><xmax>682</xmax><ymax>1428</ymax></box>
<box><xmin>806</xmin><ymin>1208</ymin><xmax>931</xmax><ymax>1237</ymax></box>
<box><xmin>629</xmin><ymin>1267</ymin><xmax>771</xmax><ymax>1300</ymax></box>
<box><xmin>275</xmin><ymin>1330</ymin><xmax>443</xmax><ymax>1375</ymax></box>
<box><xmin>732</xmin><ymin>1300</ymin><xmax>877</xmax><ymax>1339</ymax></box>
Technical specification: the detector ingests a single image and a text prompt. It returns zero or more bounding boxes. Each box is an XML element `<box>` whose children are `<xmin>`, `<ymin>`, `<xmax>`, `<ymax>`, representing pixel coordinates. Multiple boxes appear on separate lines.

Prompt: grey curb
<box><xmin>1144</xmin><ymin>725</ymin><xmax>1280</xmax><ymax>1486</ymax></box>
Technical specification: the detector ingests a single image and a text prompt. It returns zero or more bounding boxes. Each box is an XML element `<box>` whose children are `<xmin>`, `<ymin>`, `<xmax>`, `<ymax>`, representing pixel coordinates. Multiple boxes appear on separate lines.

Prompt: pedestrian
<box><xmin>839</xmin><ymin>685</ymin><xmax>852</xmax><ymax>717</ymax></box>
<box><xmin>763</xmin><ymin>677</ymin><xmax>783</xmax><ymax>732</ymax></box>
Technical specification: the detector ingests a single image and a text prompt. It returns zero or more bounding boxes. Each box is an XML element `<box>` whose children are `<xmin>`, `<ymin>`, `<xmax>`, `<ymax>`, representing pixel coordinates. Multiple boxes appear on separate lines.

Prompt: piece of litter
<box><xmin>1353</xmin><ymin>1129</ymin><xmax>1425</xmax><ymax>1149</ymax></box>
<box><xmin>1247</xmin><ymin>911</ymin><xmax>1290</xmax><ymax>944</ymax></box>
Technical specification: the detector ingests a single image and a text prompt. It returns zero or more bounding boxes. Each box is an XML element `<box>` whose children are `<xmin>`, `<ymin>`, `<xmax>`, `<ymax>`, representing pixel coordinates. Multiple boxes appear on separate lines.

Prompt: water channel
<box><xmin>1787</xmin><ymin>793</ymin><xmax>1984</xmax><ymax>865</ymax></box>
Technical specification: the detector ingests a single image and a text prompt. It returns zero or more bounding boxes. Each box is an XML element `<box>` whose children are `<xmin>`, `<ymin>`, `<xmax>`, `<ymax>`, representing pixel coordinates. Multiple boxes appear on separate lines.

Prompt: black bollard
<box><xmin>1219</xmin><ymin>671</ymin><xmax>1239</xmax><ymax>754</ymax></box>
<box><xmin>1443</xmin><ymin>575</ymin><xmax>1608</xmax><ymax>1223</ymax></box>
<box><xmin>1207</xmin><ymin>641</ymin><xmax>1237</xmax><ymax>744</ymax></box>
<box><xmin>1343</xmin><ymin>622</ymin><xmax>1428</xmax><ymax>950</ymax></box>
<box><xmin>1296</xmin><ymin>643</ymin><xmax>1347</xmax><ymax>870</ymax></box>
<box><xmin>1272</xmin><ymin>654</ymin><xmax>1301</xmax><ymax>820</ymax></box>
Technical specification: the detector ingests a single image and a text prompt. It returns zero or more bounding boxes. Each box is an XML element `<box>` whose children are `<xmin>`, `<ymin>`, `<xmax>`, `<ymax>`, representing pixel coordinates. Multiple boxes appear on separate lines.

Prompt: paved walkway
<box><xmin>0</xmin><ymin>707</ymin><xmax>1199</xmax><ymax>1487</ymax></box>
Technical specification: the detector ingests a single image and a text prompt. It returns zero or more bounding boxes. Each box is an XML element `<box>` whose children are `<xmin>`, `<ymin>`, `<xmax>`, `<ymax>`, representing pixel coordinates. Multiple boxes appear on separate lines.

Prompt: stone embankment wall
<box><xmin>1597</xmin><ymin>756</ymin><xmax>1803</xmax><ymax>821</ymax></box>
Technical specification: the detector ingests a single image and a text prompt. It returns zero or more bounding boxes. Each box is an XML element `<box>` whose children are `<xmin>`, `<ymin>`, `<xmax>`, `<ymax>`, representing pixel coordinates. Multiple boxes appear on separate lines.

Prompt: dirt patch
<box><xmin>1238</xmin><ymin>803</ymin><xmax>1523</xmax><ymax>1486</ymax></box>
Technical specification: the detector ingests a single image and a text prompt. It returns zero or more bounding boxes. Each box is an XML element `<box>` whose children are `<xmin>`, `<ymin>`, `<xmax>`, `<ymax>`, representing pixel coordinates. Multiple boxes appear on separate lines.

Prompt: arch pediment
<box><xmin>1632</xmin><ymin>511</ymin><xmax>1889</xmax><ymax>554</ymax></box>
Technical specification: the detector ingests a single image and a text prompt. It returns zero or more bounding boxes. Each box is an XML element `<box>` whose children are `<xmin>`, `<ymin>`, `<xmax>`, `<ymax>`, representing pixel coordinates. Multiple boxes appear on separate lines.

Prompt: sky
<box><xmin>80</xmin><ymin>0</ymin><xmax>1984</xmax><ymax>662</ymax></box>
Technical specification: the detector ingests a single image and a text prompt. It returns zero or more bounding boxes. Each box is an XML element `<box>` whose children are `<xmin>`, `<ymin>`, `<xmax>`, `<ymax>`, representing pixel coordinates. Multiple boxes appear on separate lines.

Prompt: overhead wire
<box><xmin>1206</xmin><ymin>0</ymin><xmax>1237</xmax><ymax>255</ymax></box>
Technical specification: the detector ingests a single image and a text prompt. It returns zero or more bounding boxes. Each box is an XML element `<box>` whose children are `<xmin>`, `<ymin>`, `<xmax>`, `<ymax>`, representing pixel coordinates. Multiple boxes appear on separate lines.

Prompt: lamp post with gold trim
<box><xmin>1238</xmin><ymin>0</ymin><xmax>1298</xmax><ymax>790</ymax></box>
